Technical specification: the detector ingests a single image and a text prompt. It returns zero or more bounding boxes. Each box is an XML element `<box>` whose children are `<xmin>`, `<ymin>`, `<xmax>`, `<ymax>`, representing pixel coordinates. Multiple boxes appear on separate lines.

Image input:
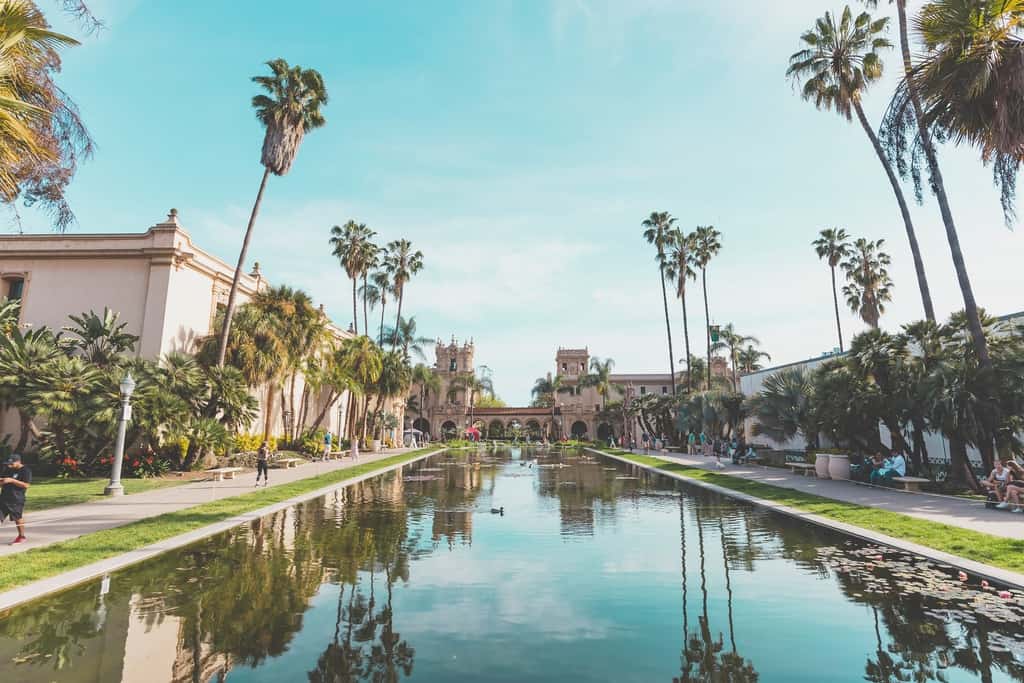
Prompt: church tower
<box><xmin>435</xmin><ymin>336</ymin><xmax>475</xmax><ymax>375</ymax></box>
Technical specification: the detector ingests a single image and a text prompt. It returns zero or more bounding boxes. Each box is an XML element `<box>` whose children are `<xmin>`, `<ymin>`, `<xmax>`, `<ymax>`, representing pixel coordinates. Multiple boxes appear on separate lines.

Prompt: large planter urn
<box><xmin>814</xmin><ymin>453</ymin><xmax>831</xmax><ymax>479</ymax></box>
<box><xmin>371</xmin><ymin>439</ymin><xmax>382</xmax><ymax>453</ymax></box>
<box><xmin>827</xmin><ymin>453</ymin><xmax>850</xmax><ymax>481</ymax></box>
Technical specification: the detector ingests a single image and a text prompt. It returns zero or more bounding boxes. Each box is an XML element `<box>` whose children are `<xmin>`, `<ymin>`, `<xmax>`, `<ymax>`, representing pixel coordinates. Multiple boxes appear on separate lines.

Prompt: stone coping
<box><xmin>590</xmin><ymin>448</ymin><xmax>1024</xmax><ymax>590</ymax></box>
<box><xmin>0</xmin><ymin>449</ymin><xmax>444</xmax><ymax>614</ymax></box>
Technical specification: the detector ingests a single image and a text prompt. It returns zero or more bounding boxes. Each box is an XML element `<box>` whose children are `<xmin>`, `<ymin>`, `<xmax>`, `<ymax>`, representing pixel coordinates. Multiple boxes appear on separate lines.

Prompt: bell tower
<box><xmin>435</xmin><ymin>336</ymin><xmax>475</xmax><ymax>374</ymax></box>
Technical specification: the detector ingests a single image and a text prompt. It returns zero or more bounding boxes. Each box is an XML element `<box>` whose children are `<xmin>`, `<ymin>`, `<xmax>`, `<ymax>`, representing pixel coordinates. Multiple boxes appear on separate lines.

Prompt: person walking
<box><xmin>1</xmin><ymin>454</ymin><xmax>31</xmax><ymax>544</ymax></box>
<box><xmin>255</xmin><ymin>442</ymin><xmax>271</xmax><ymax>487</ymax></box>
<box><xmin>701</xmin><ymin>431</ymin><xmax>711</xmax><ymax>457</ymax></box>
<box><xmin>641</xmin><ymin>432</ymin><xmax>650</xmax><ymax>454</ymax></box>
<box><xmin>687</xmin><ymin>431</ymin><xmax>697</xmax><ymax>455</ymax></box>
<box><xmin>322</xmin><ymin>431</ymin><xmax>333</xmax><ymax>461</ymax></box>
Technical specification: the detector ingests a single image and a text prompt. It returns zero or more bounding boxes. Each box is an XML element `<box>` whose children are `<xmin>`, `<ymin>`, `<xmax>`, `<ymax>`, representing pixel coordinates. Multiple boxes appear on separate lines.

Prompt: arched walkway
<box><xmin>487</xmin><ymin>419</ymin><xmax>505</xmax><ymax>439</ymax></box>
<box><xmin>597</xmin><ymin>422</ymin><xmax>613</xmax><ymax>441</ymax></box>
<box><xmin>525</xmin><ymin>420</ymin><xmax>542</xmax><ymax>439</ymax></box>
<box><xmin>571</xmin><ymin>421</ymin><xmax>588</xmax><ymax>439</ymax></box>
<box><xmin>441</xmin><ymin>420</ymin><xmax>458</xmax><ymax>438</ymax></box>
<box><xmin>413</xmin><ymin>417</ymin><xmax>431</xmax><ymax>437</ymax></box>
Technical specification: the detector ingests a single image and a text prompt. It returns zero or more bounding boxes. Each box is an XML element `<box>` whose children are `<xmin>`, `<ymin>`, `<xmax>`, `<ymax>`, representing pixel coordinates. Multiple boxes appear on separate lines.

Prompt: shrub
<box><xmin>234</xmin><ymin>433</ymin><xmax>277</xmax><ymax>453</ymax></box>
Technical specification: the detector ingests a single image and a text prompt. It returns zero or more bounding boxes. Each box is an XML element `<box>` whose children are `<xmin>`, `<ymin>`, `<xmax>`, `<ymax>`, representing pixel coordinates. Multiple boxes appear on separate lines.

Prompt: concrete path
<box><xmin>0</xmin><ymin>449</ymin><xmax>415</xmax><ymax>557</ymax></box>
<box><xmin>650</xmin><ymin>451</ymin><xmax>1024</xmax><ymax>540</ymax></box>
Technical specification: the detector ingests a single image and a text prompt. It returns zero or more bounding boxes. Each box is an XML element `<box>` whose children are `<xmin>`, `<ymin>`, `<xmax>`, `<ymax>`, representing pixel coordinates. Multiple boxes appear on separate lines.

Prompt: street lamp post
<box><xmin>105</xmin><ymin>373</ymin><xmax>136</xmax><ymax>496</ymax></box>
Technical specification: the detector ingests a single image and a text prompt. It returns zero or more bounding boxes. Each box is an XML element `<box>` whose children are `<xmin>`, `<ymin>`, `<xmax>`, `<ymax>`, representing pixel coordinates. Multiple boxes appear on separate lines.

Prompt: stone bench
<box><xmin>788</xmin><ymin>463</ymin><xmax>817</xmax><ymax>476</ymax></box>
<box><xmin>893</xmin><ymin>476</ymin><xmax>930</xmax><ymax>492</ymax></box>
<box><xmin>208</xmin><ymin>467</ymin><xmax>243</xmax><ymax>482</ymax></box>
<box><xmin>276</xmin><ymin>458</ymin><xmax>302</xmax><ymax>469</ymax></box>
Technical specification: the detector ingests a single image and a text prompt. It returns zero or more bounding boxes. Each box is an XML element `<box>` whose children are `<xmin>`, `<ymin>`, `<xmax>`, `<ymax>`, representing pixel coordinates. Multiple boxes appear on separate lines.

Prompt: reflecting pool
<box><xmin>1</xmin><ymin>447</ymin><xmax>1022</xmax><ymax>682</ymax></box>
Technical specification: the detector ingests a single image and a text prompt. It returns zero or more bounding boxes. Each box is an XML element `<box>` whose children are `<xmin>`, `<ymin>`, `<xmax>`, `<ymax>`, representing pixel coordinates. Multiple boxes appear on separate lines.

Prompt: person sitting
<box><xmin>852</xmin><ymin>452</ymin><xmax>885</xmax><ymax>482</ymax></box>
<box><xmin>985</xmin><ymin>459</ymin><xmax>1014</xmax><ymax>509</ymax></box>
<box><xmin>869</xmin><ymin>449</ymin><xmax>906</xmax><ymax>486</ymax></box>
<box><xmin>1001</xmin><ymin>461</ymin><xmax>1024</xmax><ymax>512</ymax></box>
<box><xmin>734</xmin><ymin>443</ymin><xmax>756</xmax><ymax>465</ymax></box>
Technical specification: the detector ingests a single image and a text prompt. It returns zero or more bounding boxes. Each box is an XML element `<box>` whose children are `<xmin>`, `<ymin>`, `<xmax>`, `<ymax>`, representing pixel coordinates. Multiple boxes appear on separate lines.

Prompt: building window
<box><xmin>576</xmin><ymin>386</ymin><xmax>581</xmax><ymax>395</ymax></box>
<box><xmin>3</xmin><ymin>277</ymin><xmax>24</xmax><ymax>301</ymax></box>
<box><xmin>640</xmin><ymin>386</ymin><xmax>647</xmax><ymax>395</ymax></box>
<box><xmin>595</xmin><ymin>404</ymin><xmax>600</xmax><ymax>412</ymax></box>
<box><xmin>580</xmin><ymin>362</ymin><xmax>585</xmax><ymax>372</ymax></box>
<box><xmin>561</xmin><ymin>363</ymin><xmax>567</xmax><ymax>372</ymax></box>
<box><xmin>449</xmin><ymin>358</ymin><xmax>457</xmax><ymax>371</ymax></box>
<box><xmin>662</xmin><ymin>386</ymin><xmax>668</xmax><ymax>395</ymax></box>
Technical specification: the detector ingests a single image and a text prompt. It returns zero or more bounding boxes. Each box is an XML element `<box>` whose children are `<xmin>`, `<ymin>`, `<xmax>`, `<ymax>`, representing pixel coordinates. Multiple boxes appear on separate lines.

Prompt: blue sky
<box><xmin>26</xmin><ymin>0</ymin><xmax>1023</xmax><ymax>404</ymax></box>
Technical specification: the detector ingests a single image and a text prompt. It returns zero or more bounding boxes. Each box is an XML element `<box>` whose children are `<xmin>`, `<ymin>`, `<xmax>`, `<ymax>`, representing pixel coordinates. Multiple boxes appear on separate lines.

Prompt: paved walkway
<box><xmin>0</xmin><ymin>449</ymin><xmax>416</xmax><ymax>557</ymax></box>
<box><xmin>651</xmin><ymin>451</ymin><xmax>1024</xmax><ymax>540</ymax></box>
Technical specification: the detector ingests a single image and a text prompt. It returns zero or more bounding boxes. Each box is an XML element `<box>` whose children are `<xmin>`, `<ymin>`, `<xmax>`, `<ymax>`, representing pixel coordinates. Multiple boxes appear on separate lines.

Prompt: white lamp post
<box><xmin>105</xmin><ymin>373</ymin><xmax>136</xmax><ymax>496</ymax></box>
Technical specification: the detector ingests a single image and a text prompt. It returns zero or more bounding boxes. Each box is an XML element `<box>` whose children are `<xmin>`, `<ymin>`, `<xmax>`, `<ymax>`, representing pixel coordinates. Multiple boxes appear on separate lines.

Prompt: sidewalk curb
<box><xmin>0</xmin><ymin>448</ymin><xmax>444</xmax><ymax>613</ymax></box>
<box><xmin>590</xmin><ymin>448</ymin><xmax>1024</xmax><ymax>590</ymax></box>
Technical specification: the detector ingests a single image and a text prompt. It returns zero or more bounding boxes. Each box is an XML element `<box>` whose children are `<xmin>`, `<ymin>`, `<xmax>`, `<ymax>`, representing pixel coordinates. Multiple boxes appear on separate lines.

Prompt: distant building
<box><xmin>409</xmin><ymin>339</ymin><xmax>728</xmax><ymax>441</ymax></box>
<box><xmin>0</xmin><ymin>210</ymin><xmax>357</xmax><ymax>443</ymax></box>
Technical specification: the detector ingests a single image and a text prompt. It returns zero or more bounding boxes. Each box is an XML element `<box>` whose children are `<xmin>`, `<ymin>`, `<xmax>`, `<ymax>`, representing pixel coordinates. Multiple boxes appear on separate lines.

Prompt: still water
<box><xmin>0</xmin><ymin>447</ymin><xmax>1022</xmax><ymax>682</ymax></box>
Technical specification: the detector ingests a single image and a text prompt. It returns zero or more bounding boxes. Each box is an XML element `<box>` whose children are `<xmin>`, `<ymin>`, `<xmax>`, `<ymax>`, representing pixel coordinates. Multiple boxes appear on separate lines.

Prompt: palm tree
<box><xmin>338</xmin><ymin>336</ymin><xmax>383</xmax><ymax>442</ymax></box>
<box><xmin>531</xmin><ymin>374</ymin><xmax>572</xmax><ymax>439</ymax></box>
<box><xmin>812</xmin><ymin>228</ymin><xmax>853</xmax><ymax>351</ymax></box>
<box><xmin>382</xmin><ymin>239</ymin><xmax>424</xmax><ymax>350</ymax></box>
<box><xmin>0</xmin><ymin>0</ymin><xmax>92</xmax><ymax>231</ymax></box>
<box><xmin>62</xmin><ymin>308</ymin><xmax>138</xmax><ymax>366</ymax></box>
<box><xmin>580</xmin><ymin>357</ymin><xmax>620</xmax><ymax>410</ymax></box>
<box><xmin>371</xmin><ymin>270</ymin><xmax>391</xmax><ymax>345</ymax></box>
<box><xmin>691</xmin><ymin>225</ymin><xmax>722</xmax><ymax>391</ymax></box>
<box><xmin>215</xmin><ymin>59</ymin><xmax>328</xmax><ymax>367</ymax></box>
<box><xmin>842</xmin><ymin>237</ymin><xmax>894</xmax><ymax>329</ymax></box>
<box><xmin>641</xmin><ymin>211</ymin><xmax>678</xmax><ymax>397</ymax></box>
<box><xmin>410</xmin><ymin>362</ymin><xmax>439</xmax><ymax>420</ymax></box>
<box><xmin>869</xmin><ymin>0</ymin><xmax>993</xmax><ymax>369</ymax></box>
<box><xmin>382</xmin><ymin>315</ymin><xmax>432</xmax><ymax>362</ymax></box>
<box><xmin>329</xmin><ymin>220</ymin><xmax>377</xmax><ymax>334</ymax></box>
<box><xmin>788</xmin><ymin>7</ymin><xmax>935</xmax><ymax>323</ymax></box>
<box><xmin>664</xmin><ymin>228</ymin><xmax>696</xmax><ymax>392</ymax></box>
<box><xmin>737</xmin><ymin>345</ymin><xmax>771</xmax><ymax>374</ymax></box>
<box><xmin>747</xmin><ymin>368</ymin><xmax>817</xmax><ymax>448</ymax></box>
<box><xmin>448</xmin><ymin>370</ymin><xmax>494</xmax><ymax>428</ymax></box>
<box><xmin>711</xmin><ymin>324</ymin><xmax>761</xmax><ymax>391</ymax></box>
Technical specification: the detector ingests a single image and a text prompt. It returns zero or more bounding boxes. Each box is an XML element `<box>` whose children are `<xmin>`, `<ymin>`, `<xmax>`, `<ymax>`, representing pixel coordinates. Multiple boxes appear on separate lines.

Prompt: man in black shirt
<box><xmin>1</xmin><ymin>454</ymin><xmax>31</xmax><ymax>544</ymax></box>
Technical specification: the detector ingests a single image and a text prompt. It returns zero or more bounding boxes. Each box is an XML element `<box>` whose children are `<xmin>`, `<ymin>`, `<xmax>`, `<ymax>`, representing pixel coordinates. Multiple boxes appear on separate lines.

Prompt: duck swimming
<box><xmin>490</xmin><ymin>506</ymin><xmax>504</xmax><ymax>515</ymax></box>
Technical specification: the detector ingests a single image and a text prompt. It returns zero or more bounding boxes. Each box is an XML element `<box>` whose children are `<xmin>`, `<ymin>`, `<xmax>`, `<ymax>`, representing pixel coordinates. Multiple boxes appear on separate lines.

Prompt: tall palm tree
<box><xmin>812</xmin><ymin>228</ymin><xmax>853</xmax><ymax>351</ymax></box>
<box><xmin>382</xmin><ymin>239</ymin><xmax>424</xmax><ymax>350</ymax></box>
<box><xmin>338</xmin><ymin>335</ymin><xmax>383</xmax><ymax>441</ymax></box>
<box><xmin>788</xmin><ymin>7</ymin><xmax>935</xmax><ymax>323</ymax></box>
<box><xmin>360</xmin><ymin>242</ymin><xmax>380</xmax><ymax>337</ymax></box>
<box><xmin>641</xmin><ymin>211</ymin><xmax>678</xmax><ymax>397</ymax></box>
<box><xmin>691</xmin><ymin>225</ymin><xmax>722</xmax><ymax>391</ymax></box>
<box><xmin>383</xmin><ymin>315</ymin><xmax>432</xmax><ymax>362</ymax></box>
<box><xmin>371</xmin><ymin>270</ymin><xmax>391</xmax><ymax>345</ymax></box>
<box><xmin>215</xmin><ymin>59</ymin><xmax>328</xmax><ymax>368</ymax></box>
<box><xmin>448</xmin><ymin>370</ymin><xmax>494</xmax><ymax>428</ymax></box>
<box><xmin>329</xmin><ymin>221</ymin><xmax>377</xmax><ymax>334</ymax></box>
<box><xmin>868</xmin><ymin>0</ymin><xmax>993</xmax><ymax>368</ymax></box>
<box><xmin>711</xmin><ymin>324</ymin><xmax>761</xmax><ymax>391</ymax></box>
<box><xmin>664</xmin><ymin>228</ymin><xmax>696</xmax><ymax>393</ymax></box>
<box><xmin>842</xmin><ymin>238</ymin><xmax>894</xmax><ymax>329</ymax></box>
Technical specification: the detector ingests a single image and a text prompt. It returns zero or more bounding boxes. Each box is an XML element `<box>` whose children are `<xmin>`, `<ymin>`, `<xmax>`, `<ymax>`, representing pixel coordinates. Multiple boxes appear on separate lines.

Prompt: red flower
<box><xmin>131</xmin><ymin>460</ymin><xmax>139</xmax><ymax>467</ymax></box>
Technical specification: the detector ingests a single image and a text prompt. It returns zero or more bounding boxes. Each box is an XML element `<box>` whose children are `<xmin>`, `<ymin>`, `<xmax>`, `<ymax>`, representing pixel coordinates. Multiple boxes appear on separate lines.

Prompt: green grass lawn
<box><xmin>0</xmin><ymin>447</ymin><xmax>442</xmax><ymax>596</ymax></box>
<box><xmin>595</xmin><ymin>447</ymin><xmax>1024</xmax><ymax>575</ymax></box>
<box><xmin>26</xmin><ymin>477</ymin><xmax>188</xmax><ymax>512</ymax></box>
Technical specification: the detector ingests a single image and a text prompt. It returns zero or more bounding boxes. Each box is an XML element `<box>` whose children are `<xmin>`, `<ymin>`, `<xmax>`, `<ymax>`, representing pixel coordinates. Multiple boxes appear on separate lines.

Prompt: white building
<box><xmin>0</xmin><ymin>209</ymin><xmax>356</xmax><ymax>443</ymax></box>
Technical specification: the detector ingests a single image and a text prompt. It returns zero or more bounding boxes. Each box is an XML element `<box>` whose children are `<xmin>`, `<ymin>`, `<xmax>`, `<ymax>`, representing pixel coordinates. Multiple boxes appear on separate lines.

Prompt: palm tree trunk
<box><xmin>894</xmin><ymin>1</ymin><xmax>990</xmax><ymax>366</ymax></box>
<box><xmin>730</xmin><ymin>343</ymin><xmax>738</xmax><ymax>391</ymax></box>
<box><xmin>658</xmin><ymin>264</ymin><xmax>677</xmax><ymax>397</ymax></box>
<box><xmin>215</xmin><ymin>167</ymin><xmax>271</xmax><ymax>367</ymax></box>
<box><xmin>830</xmin><ymin>265</ymin><xmax>844</xmax><ymax>352</ymax></box>
<box><xmin>853</xmin><ymin>101</ymin><xmax>935</xmax><ymax>322</ymax></box>
<box><xmin>702</xmin><ymin>268</ymin><xmax>712</xmax><ymax>391</ymax></box>
<box><xmin>392</xmin><ymin>292</ymin><xmax>404</xmax><ymax>350</ymax></box>
<box><xmin>263</xmin><ymin>382</ymin><xmax>277</xmax><ymax>440</ymax></box>
<box><xmin>379</xmin><ymin>298</ymin><xmax>387</xmax><ymax>346</ymax></box>
<box><xmin>351</xmin><ymin>277</ymin><xmax>358</xmax><ymax>335</ymax></box>
<box><xmin>680</xmin><ymin>293</ymin><xmax>692</xmax><ymax>393</ymax></box>
<box><xmin>362</xmin><ymin>273</ymin><xmax>369</xmax><ymax>337</ymax></box>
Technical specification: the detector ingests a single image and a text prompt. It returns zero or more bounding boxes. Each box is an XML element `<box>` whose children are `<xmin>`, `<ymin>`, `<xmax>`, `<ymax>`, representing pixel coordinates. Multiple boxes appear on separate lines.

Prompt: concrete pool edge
<box><xmin>0</xmin><ymin>448</ymin><xmax>445</xmax><ymax>613</ymax></box>
<box><xmin>590</xmin><ymin>448</ymin><xmax>1024</xmax><ymax>590</ymax></box>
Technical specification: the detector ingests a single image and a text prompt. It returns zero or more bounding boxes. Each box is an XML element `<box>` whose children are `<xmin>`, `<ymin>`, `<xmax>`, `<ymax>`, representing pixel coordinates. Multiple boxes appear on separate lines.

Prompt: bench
<box><xmin>788</xmin><ymin>463</ymin><xmax>817</xmax><ymax>476</ymax></box>
<box><xmin>208</xmin><ymin>467</ymin><xmax>243</xmax><ymax>481</ymax></box>
<box><xmin>276</xmin><ymin>458</ymin><xmax>302</xmax><ymax>469</ymax></box>
<box><xmin>893</xmin><ymin>476</ymin><xmax>930</xmax><ymax>492</ymax></box>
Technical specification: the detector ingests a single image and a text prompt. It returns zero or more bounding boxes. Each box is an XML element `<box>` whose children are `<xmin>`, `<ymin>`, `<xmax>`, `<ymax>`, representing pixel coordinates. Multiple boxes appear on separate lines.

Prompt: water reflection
<box><xmin>0</xmin><ymin>448</ymin><xmax>1022</xmax><ymax>682</ymax></box>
